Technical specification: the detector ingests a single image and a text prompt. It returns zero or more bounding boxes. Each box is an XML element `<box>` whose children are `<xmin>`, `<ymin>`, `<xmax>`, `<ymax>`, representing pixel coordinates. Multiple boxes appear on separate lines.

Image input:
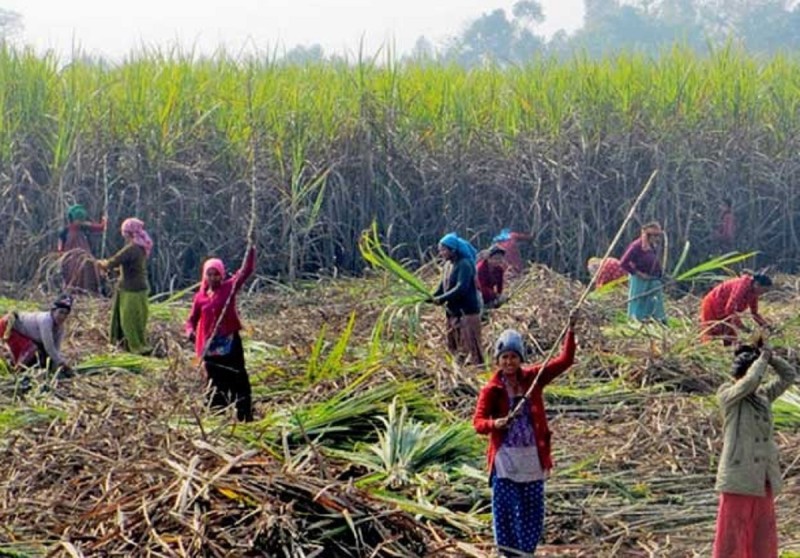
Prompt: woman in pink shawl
<box><xmin>97</xmin><ymin>218</ymin><xmax>153</xmax><ymax>354</ymax></box>
<box><xmin>185</xmin><ymin>246</ymin><xmax>256</xmax><ymax>422</ymax></box>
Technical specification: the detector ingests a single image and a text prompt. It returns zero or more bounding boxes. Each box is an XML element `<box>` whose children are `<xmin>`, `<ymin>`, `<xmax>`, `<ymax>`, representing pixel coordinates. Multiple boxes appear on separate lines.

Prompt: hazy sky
<box><xmin>4</xmin><ymin>0</ymin><xmax>584</xmax><ymax>60</ymax></box>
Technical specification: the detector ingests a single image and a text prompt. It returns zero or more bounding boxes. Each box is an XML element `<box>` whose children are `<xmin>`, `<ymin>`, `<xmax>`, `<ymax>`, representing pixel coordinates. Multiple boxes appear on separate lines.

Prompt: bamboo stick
<box><xmin>509</xmin><ymin>170</ymin><xmax>659</xmax><ymax>419</ymax></box>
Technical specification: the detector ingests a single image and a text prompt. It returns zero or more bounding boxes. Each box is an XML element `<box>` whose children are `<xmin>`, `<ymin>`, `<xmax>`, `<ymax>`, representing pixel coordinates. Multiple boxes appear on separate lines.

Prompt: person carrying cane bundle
<box><xmin>185</xmin><ymin>246</ymin><xmax>256</xmax><ymax>422</ymax></box>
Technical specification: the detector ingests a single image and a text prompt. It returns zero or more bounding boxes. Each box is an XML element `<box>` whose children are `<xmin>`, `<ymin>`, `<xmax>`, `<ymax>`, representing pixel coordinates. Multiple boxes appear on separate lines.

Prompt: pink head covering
<box><xmin>121</xmin><ymin>218</ymin><xmax>153</xmax><ymax>257</ymax></box>
<box><xmin>201</xmin><ymin>258</ymin><xmax>226</xmax><ymax>291</ymax></box>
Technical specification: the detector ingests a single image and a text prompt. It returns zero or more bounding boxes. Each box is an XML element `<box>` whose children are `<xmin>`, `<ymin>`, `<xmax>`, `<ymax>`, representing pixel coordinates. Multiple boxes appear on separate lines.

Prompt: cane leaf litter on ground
<box><xmin>0</xmin><ymin>264</ymin><xmax>798</xmax><ymax>557</ymax></box>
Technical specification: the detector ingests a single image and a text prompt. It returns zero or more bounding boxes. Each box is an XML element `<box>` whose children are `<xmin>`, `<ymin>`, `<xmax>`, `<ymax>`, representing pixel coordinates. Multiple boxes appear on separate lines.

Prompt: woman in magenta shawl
<box><xmin>185</xmin><ymin>246</ymin><xmax>256</xmax><ymax>422</ymax></box>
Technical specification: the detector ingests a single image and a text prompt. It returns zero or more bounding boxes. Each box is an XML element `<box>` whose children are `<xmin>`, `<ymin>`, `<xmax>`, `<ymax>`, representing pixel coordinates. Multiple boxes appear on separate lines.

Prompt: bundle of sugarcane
<box><xmin>74</xmin><ymin>353</ymin><xmax>148</xmax><ymax>375</ymax></box>
<box><xmin>359</xmin><ymin>222</ymin><xmax>433</xmax><ymax>306</ymax></box>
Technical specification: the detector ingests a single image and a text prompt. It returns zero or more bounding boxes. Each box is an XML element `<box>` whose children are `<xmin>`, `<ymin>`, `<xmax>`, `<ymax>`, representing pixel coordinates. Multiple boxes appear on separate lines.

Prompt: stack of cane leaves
<box><xmin>0</xmin><ymin>370</ymin><xmax>454</xmax><ymax>557</ymax></box>
<box><xmin>74</xmin><ymin>353</ymin><xmax>150</xmax><ymax>375</ymax></box>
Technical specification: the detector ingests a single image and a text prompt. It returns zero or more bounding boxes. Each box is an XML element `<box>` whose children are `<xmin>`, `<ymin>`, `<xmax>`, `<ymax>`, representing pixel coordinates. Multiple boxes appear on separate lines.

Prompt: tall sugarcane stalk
<box><xmin>195</xmin><ymin>76</ymin><xmax>260</xmax><ymax>369</ymax></box>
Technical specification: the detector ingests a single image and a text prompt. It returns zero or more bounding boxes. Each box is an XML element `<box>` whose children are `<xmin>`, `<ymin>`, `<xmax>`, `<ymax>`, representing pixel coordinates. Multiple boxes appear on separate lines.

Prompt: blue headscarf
<box><xmin>493</xmin><ymin>228</ymin><xmax>512</xmax><ymax>243</ymax></box>
<box><xmin>439</xmin><ymin>232</ymin><xmax>478</xmax><ymax>264</ymax></box>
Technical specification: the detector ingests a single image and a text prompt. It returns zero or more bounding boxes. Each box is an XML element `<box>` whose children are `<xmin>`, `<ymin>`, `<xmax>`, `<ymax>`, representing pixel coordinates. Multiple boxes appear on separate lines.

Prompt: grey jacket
<box><xmin>715</xmin><ymin>353</ymin><xmax>797</xmax><ymax>496</ymax></box>
<box><xmin>12</xmin><ymin>311</ymin><xmax>66</xmax><ymax>367</ymax></box>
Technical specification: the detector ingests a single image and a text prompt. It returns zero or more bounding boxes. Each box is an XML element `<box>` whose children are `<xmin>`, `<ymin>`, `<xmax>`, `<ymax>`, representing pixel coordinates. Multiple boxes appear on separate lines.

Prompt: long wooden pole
<box><xmin>195</xmin><ymin>74</ymin><xmax>259</xmax><ymax>369</ymax></box>
<box><xmin>508</xmin><ymin>170</ymin><xmax>659</xmax><ymax>419</ymax></box>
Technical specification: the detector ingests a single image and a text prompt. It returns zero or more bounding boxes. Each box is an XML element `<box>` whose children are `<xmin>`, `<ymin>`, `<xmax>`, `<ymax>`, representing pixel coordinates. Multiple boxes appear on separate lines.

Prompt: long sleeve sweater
<box><xmin>701</xmin><ymin>276</ymin><xmax>767</xmax><ymax>329</ymax></box>
<box><xmin>185</xmin><ymin>247</ymin><xmax>256</xmax><ymax>357</ymax></box>
<box><xmin>106</xmin><ymin>243</ymin><xmax>149</xmax><ymax>292</ymax></box>
<box><xmin>12</xmin><ymin>311</ymin><xmax>66</xmax><ymax>366</ymax></box>
<box><xmin>716</xmin><ymin>354</ymin><xmax>796</xmax><ymax>496</ymax></box>
<box><xmin>473</xmin><ymin>329</ymin><xmax>577</xmax><ymax>473</ymax></box>
<box><xmin>620</xmin><ymin>238</ymin><xmax>662</xmax><ymax>277</ymax></box>
<box><xmin>433</xmin><ymin>257</ymin><xmax>481</xmax><ymax>317</ymax></box>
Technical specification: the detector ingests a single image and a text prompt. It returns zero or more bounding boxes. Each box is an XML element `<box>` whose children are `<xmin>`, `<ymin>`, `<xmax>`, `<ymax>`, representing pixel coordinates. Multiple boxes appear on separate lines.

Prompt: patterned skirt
<box><xmin>491</xmin><ymin>474</ymin><xmax>545</xmax><ymax>557</ymax></box>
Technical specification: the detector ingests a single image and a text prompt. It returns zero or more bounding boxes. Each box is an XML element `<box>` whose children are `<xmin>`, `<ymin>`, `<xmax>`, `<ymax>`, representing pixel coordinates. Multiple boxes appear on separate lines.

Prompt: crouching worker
<box><xmin>587</xmin><ymin>256</ymin><xmax>626</xmax><ymax>289</ymax></box>
<box><xmin>186</xmin><ymin>246</ymin><xmax>256</xmax><ymax>422</ymax></box>
<box><xmin>713</xmin><ymin>340</ymin><xmax>796</xmax><ymax>558</ymax></box>
<box><xmin>701</xmin><ymin>273</ymin><xmax>772</xmax><ymax>346</ymax></box>
<box><xmin>0</xmin><ymin>294</ymin><xmax>74</xmax><ymax>376</ymax></box>
<box><xmin>478</xmin><ymin>245</ymin><xmax>508</xmax><ymax>311</ymax></box>
<box><xmin>473</xmin><ymin>312</ymin><xmax>578</xmax><ymax>557</ymax></box>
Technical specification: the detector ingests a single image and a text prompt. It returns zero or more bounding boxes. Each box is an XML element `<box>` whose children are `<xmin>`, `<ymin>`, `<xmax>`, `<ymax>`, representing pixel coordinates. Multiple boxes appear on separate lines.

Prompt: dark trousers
<box><xmin>204</xmin><ymin>333</ymin><xmax>253</xmax><ymax>422</ymax></box>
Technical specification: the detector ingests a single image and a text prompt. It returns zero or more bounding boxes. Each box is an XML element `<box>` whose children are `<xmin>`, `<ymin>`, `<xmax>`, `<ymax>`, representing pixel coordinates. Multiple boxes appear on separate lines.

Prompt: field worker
<box><xmin>713</xmin><ymin>341</ymin><xmax>796</xmax><ymax>558</ymax></box>
<box><xmin>477</xmin><ymin>245</ymin><xmax>507</xmax><ymax>310</ymax></box>
<box><xmin>433</xmin><ymin>232</ymin><xmax>484</xmax><ymax>366</ymax></box>
<box><xmin>0</xmin><ymin>294</ymin><xmax>74</xmax><ymax>375</ymax></box>
<box><xmin>619</xmin><ymin>222</ymin><xmax>667</xmax><ymax>323</ymax></box>
<box><xmin>473</xmin><ymin>312</ymin><xmax>578</xmax><ymax>557</ymax></box>
<box><xmin>713</xmin><ymin>198</ymin><xmax>736</xmax><ymax>253</ymax></box>
<box><xmin>700</xmin><ymin>274</ymin><xmax>772</xmax><ymax>346</ymax></box>
<box><xmin>96</xmin><ymin>218</ymin><xmax>152</xmax><ymax>354</ymax></box>
<box><xmin>492</xmin><ymin>229</ymin><xmax>533</xmax><ymax>277</ymax></box>
<box><xmin>58</xmin><ymin>204</ymin><xmax>106</xmax><ymax>294</ymax></box>
<box><xmin>587</xmin><ymin>256</ymin><xmax>626</xmax><ymax>289</ymax></box>
<box><xmin>186</xmin><ymin>245</ymin><xmax>256</xmax><ymax>422</ymax></box>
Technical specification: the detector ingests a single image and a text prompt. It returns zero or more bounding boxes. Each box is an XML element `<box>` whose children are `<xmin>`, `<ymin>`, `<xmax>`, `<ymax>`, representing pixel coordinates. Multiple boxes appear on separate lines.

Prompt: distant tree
<box><xmin>442</xmin><ymin>0</ymin><xmax>800</xmax><ymax>61</ymax></box>
<box><xmin>572</xmin><ymin>0</ymin><xmax>800</xmax><ymax>56</ymax></box>
<box><xmin>444</xmin><ymin>0</ymin><xmax>546</xmax><ymax>66</ymax></box>
<box><xmin>0</xmin><ymin>8</ymin><xmax>22</xmax><ymax>39</ymax></box>
<box><xmin>572</xmin><ymin>0</ymin><xmax>706</xmax><ymax>55</ymax></box>
<box><xmin>512</xmin><ymin>0</ymin><xmax>545</xmax><ymax>23</ymax></box>
<box><xmin>584</xmin><ymin>0</ymin><xmax>618</xmax><ymax>24</ymax></box>
<box><xmin>728</xmin><ymin>0</ymin><xmax>800</xmax><ymax>52</ymax></box>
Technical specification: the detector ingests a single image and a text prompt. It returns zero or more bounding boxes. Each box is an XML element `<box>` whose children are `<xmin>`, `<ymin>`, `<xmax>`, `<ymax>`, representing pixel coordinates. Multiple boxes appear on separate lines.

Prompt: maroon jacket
<box><xmin>473</xmin><ymin>329</ymin><xmax>576</xmax><ymax>474</ymax></box>
<box><xmin>476</xmin><ymin>259</ymin><xmax>504</xmax><ymax>303</ymax></box>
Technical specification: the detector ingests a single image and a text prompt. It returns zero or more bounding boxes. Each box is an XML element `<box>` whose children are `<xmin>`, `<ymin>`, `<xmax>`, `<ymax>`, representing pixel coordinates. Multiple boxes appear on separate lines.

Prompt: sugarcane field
<box><xmin>1</xmin><ymin>45</ymin><xmax>800</xmax><ymax>558</ymax></box>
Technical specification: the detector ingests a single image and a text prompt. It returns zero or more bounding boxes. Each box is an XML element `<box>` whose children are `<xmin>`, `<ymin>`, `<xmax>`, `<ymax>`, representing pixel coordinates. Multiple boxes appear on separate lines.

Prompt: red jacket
<box><xmin>594</xmin><ymin>257</ymin><xmax>626</xmax><ymax>288</ymax></box>
<box><xmin>473</xmin><ymin>329</ymin><xmax>576</xmax><ymax>474</ymax></box>
<box><xmin>496</xmin><ymin>232</ymin><xmax>531</xmax><ymax>274</ymax></box>
<box><xmin>700</xmin><ymin>275</ymin><xmax>766</xmax><ymax>329</ymax></box>
<box><xmin>186</xmin><ymin>247</ymin><xmax>256</xmax><ymax>357</ymax></box>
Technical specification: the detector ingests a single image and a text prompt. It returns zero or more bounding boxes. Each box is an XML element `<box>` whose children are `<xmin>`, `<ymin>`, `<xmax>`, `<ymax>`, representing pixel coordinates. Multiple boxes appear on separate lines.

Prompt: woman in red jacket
<box><xmin>473</xmin><ymin>313</ymin><xmax>577</xmax><ymax>557</ymax></box>
<box><xmin>700</xmin><ymin>274</ymin><xmax>771</xmax><ymax>346</ymax></box>
<box><xmin>186</xmin><ymin>246</ymin><xmax>256</xmax><ymax>422</ymax></box>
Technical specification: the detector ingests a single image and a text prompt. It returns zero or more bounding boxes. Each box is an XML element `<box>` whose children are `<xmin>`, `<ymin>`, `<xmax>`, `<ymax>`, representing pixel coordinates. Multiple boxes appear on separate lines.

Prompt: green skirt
<box><xmin>110</xmin><ymin>289</ymin><xmax>150</xmax><ymax>354</ymax></box>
